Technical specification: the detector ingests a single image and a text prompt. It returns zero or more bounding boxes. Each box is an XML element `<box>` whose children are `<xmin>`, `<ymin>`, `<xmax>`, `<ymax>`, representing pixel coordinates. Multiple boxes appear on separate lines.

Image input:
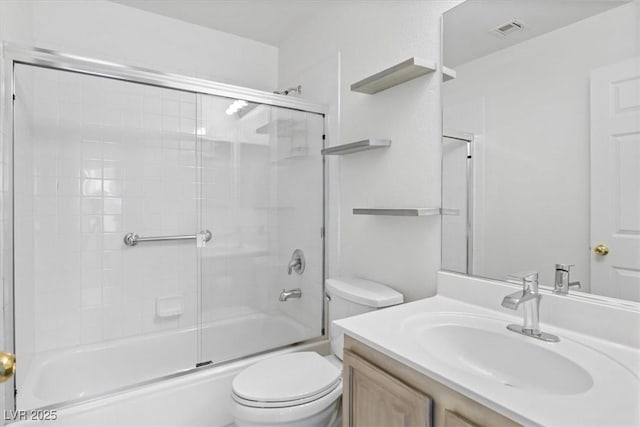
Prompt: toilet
<box><xmin>230</xmin><ymin>277</ymin><xmax>404</xmax><ymax>427</ymax></box>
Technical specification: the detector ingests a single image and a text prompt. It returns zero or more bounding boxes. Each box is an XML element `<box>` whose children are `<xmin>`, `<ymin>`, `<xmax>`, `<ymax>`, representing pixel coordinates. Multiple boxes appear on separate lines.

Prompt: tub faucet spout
<box><xmin>279</xmin><ymin>289</ymin><xmax>302</xmax><ymax>302</ymax></box>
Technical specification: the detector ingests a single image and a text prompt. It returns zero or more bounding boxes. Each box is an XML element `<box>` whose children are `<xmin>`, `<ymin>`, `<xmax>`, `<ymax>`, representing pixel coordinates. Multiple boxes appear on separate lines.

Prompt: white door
<box><xmin>590</xmin><ymin>57</ymin><xmax>640</xmax><ymax>302</ymax></box>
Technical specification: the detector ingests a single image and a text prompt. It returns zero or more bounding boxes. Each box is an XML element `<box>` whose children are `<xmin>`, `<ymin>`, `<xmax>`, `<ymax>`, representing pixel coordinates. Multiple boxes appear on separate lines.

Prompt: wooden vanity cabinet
<box><xmin>342</xmin><ymin>335</ymin><xmax>521</xmax><ymax>427</ymax></box>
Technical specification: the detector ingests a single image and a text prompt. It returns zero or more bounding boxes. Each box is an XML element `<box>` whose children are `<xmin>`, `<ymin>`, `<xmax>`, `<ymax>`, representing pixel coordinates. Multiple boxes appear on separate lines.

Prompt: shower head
<box><xmin>274</xmin><ymin>85</ymin><xmax>302</xmax><ymax>96</ymax></box>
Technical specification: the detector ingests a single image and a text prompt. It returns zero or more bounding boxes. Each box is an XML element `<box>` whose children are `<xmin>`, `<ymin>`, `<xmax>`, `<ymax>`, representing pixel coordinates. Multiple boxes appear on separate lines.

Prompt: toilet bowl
<box><xmin>231</xmin><ymin>277</ymin><xmax>403</xmax><ymax>427</ymax></box>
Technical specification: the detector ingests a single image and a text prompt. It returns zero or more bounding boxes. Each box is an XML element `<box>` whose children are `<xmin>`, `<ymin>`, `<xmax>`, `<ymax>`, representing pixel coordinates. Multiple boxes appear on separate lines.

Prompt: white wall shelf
<box><xmin>255</xmin><ymin>119</ymin><xmax>305</xmax><ymax>136</ymax></box>
<box><xmin>443</xmin><ymin>66</ymin><xmax>456</xmax><ymax>82</ymax></box>
<box><xmin>351</xmin><ymin>57</ymin><xmax>437</xmax><ymax>94</ymax></box>
<box><xmin>353</xmin><ymin>208</ymin><xmax>459</xmax><ymax>216</ymax></box>
<box><xmin>321</xmin><ymin>139</ymin><xmax>391</xmax><ymax>155</ymax></box>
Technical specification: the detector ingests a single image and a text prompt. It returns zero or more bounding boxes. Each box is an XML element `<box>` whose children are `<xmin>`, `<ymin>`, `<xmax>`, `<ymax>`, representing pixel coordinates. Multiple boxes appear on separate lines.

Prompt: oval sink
<box><xmin>403</xmin><ymin>313</ymin><xmax>600</xmax><ymax>395</ymax></box>
<box><xmin>418</xmin><ymin>323</ymin><xmax>593</xmax><ymax>395</ymax></box>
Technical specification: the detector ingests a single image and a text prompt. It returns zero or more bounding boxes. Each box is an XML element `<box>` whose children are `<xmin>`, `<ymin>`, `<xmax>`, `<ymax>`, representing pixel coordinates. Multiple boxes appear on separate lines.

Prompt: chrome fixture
<box><xmin>287</xmin><ymin>249</ymin><xmax>305</xmax><ymax>275</ymax></box>
<box><xmin>274</xmin><ymin>85</ymin><xmax>301</xmax><ymax>96</ymax></box>
<box><xmin>279</xmin><ymin>288</ymin><xmax>302</xmax><ymax>302</ymax></box>
<box><xmin>553</xmin><ymin>264</ymin><xmax>581</xmax><ymax>295</ymax></box>
<box><xmin>124</xmin><ymin>230</ymin><xmax>212</xmax><ymax>247</ymax></box>
<box><xmin>502</xmin><ymin>271</ymin><xmax>560</xmax><ymax>342</ymax></box>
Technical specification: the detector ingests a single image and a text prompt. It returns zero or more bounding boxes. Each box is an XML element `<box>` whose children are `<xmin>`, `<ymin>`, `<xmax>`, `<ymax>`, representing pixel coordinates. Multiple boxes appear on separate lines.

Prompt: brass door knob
<box><xmin>594</xmin><ymin>244</ymin><xmax>609</xmax><ymax>256</ymax></box>
<box><xmin>0</xmin><ymin>352</ymin><xmax>15</xmax><ymax>383</ymax></box>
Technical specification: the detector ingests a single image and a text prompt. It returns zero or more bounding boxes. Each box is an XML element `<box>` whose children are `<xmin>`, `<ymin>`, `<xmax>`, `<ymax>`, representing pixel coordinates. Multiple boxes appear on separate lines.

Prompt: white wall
<box><xmin>443</xmin><ymin>2</ymin><xmax>639</xmax><ymax>289</ymax></box>
<box><xmin>0</xmin><ymin>0</ymin><xmax>278</xmax><ymax>91</ymax></box>
<box><xmin>278</xmin><ymin>0</ymin><xmax>456</xmax><ymax>302</ymax></box>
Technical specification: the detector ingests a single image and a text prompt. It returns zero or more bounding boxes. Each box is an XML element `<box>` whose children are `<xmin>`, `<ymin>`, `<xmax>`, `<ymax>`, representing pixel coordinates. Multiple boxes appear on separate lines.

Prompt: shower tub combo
<box><xmin>0</xmin><ymin>44</ymin><xmax>328</xmax><ymax>425</ymax></box>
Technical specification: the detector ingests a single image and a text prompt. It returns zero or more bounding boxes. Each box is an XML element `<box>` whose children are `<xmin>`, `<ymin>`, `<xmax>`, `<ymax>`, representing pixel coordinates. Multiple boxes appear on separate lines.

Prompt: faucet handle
<box><xmin>555</xmin><ymin>263</ymin><xmax>574</xmax><ymax>272</ymax></box>
<box><xmin>506</xmin><ymin>271</ymin><xmax>539</xmax><ymax>293</ymax></box>
<box><xmin>506</xmin><ymin>270</ymin><xmax>539</xmax><ymax>283</ymax></box>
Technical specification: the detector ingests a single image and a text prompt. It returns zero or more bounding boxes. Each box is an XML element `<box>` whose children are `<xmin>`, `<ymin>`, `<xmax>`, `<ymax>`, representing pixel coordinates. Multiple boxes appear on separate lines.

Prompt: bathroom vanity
<box><xmin>343</xmin><ymin>337</ymin><xmax>517</xmax><ymax>427</ymax></box>
<box><xmin>335</xmin><ymin>272</ymin><xmax>640</xmax><ymax>427</ymax></box>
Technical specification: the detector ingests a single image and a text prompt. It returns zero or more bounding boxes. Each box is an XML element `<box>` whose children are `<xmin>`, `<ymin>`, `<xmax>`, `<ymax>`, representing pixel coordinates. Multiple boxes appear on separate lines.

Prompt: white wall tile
<box><xmin>12</xmin><ymin>66</ymin><xmax>202</xmax><ymax>376</ymax></box>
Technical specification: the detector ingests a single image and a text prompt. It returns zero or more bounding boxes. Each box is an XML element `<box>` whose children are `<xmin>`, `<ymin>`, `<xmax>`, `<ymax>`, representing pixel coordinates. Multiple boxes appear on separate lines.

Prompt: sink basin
<box><xmin>403</xmin><ymin>313</ymin><xmax>597</xmax><ymax>395</ymax></box>
<box><xmin>418</xmin><ymin>323</ymin><xmax>593</xmax><ymax>394</ymax></box>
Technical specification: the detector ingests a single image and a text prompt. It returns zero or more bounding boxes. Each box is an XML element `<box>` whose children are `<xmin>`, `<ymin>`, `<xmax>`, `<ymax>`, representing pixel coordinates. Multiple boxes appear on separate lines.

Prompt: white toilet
<box><xmin>230</xmin><ymin>277</ymin><xmax>403</xmax><ymax>427</ymax></box>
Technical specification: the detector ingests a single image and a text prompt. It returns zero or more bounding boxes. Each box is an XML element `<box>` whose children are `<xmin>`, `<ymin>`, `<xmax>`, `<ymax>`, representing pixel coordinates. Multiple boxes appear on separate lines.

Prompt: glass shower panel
<box><xmin>441</xmin><ymin>136</ymin><xmax>470</xmax><ymax>274</ymax></box>
<box><xmin>197</xmin><ymin>95</ymin><xmax>324</xmax><ymax>365</ymax></box>
<box><xmin>13</xmin><ymin>64</ymin><xmax>199</xmax><ymax>409</ymax></box>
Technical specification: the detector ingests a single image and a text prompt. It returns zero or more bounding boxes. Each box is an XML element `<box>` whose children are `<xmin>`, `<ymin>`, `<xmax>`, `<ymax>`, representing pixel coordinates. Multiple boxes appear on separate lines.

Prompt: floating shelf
<box><xmin>321</xmin><ymin>139</ymin><xmax>391</xmax><ymax>156</ymax></box>
<box><xmin>353</xmin><ymin>208</ymin><xmax>460</xmax><ymax>217</ymax></box>
<box><xmin>440</xmin><ymin>208</ymin><xmax>461</xmax><ymax>216</ymax></box>
<box><xmin>256</xmin><ymin>119</ymin><xmax>305</xmax><ymax>136</ymax></box>
<box><xmin>351</xmin><ymin>57</ymin><xmax>437</xmax><ymax>94</ymax></box>
<box><xmin>442</xmin><ymin>66</ymin><xmax>457</xmax><ymax>82</ymax></box>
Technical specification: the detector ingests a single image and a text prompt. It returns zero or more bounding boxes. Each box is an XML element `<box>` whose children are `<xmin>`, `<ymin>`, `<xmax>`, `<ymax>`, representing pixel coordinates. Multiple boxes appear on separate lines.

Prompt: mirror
<box><xmin>441</xmin><ymin>0</ymin><xmax>640</xmax><ymax>303</ymax></box>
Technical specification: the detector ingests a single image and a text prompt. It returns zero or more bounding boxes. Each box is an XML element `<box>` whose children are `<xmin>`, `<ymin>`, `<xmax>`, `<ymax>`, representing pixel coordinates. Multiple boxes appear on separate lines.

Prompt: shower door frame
<box><xmin>0</xmin><ymin>43</ymin><xmax>329</xmax><ymax>413</ymax></box>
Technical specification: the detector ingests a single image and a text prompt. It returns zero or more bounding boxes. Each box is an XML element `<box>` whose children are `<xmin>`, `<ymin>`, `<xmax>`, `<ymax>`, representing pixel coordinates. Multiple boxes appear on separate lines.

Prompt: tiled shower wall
<box><xmin>13</xmin><ymin>65</ymin><xmax>200</xmax><ymax>367</ymax></box>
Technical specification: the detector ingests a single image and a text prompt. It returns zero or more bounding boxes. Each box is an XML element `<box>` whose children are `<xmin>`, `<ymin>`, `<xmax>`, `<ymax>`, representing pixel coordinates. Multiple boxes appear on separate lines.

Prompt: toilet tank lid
<box><xmin>326</xmin><ymin>277</ymin><xmax>403</xmax><ymax>308</ymax></box>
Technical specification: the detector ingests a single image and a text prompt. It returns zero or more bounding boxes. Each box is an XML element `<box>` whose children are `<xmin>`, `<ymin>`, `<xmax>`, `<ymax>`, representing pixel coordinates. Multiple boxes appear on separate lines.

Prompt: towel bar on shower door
<box><xmin>123</xmin><ymin>230</ymin><xmax>212</xmax><ymax>247</ymax></box>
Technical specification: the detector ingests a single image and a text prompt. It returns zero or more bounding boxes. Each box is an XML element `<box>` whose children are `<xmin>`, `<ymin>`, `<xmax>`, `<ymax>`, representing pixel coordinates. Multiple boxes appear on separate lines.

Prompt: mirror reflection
<box><xmin>442</xmin><ymin>0</ymin><xmax>640</xmax><ymax>302</ymax></box>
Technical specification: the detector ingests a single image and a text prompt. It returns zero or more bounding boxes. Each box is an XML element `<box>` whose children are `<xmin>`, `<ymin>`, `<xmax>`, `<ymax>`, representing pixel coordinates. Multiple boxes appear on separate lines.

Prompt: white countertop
<box><xmin>335</xmin><ymin>273</ymin><xmax>640</xmax><ymax>427</ymax></box>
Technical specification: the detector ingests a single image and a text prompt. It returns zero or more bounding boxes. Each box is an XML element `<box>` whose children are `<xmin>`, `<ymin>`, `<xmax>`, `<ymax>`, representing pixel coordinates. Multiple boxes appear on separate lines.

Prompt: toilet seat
<box><xmin>232</xmin><ymin>352</ymin><xmax>341</xmax><ymax>409</ymax></box>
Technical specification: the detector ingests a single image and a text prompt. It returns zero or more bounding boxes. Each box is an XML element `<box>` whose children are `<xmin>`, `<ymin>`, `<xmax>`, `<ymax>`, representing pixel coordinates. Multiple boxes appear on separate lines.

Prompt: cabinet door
<box><xmin>343</xmin><ymin>350</ymin><xmax>432</xmax><ymax>427</ymax></box>
<box><xmin>444</xmin><ymin>410</ymin><xmax>481</xmax><ymax>427</ymax></box>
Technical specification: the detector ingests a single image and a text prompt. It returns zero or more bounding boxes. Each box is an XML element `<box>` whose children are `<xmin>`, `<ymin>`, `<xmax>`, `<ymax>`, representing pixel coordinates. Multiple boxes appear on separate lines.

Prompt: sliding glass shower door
<box><xmin>11</xmin><ymin>61</ymin><xmax>325</xmax><ymax>410</ymax></box>
<box><xmin>13</xmin><ymin>64</ymin><xmax>200</xmax><ymax>409</ymax></box>
<box><xmin>196</xmin><ymin>95</ymin><xmax>325</xmax><ymax>365</ymax></box>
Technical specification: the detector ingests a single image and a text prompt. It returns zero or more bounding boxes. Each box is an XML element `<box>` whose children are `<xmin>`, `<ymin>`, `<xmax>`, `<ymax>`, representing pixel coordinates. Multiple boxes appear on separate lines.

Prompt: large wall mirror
<box><xmin>442</xmin><ymin>0</ymin><xmax>640</xmax><ymax>303</ymax></box>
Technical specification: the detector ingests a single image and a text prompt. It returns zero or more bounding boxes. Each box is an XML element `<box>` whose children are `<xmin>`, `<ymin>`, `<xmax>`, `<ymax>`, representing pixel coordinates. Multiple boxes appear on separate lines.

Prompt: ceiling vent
<box><xmin>491</xmin><ymin>19</ymin><xmax>525</xmax><ymax>37</ymax></box>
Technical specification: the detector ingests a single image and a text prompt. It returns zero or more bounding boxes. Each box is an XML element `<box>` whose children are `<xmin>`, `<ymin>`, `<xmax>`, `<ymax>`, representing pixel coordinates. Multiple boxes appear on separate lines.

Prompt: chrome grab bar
<box><xmin>123</xmin><ymin>230</ymin><xmax>212</xmax><ymax>247</ymax></box>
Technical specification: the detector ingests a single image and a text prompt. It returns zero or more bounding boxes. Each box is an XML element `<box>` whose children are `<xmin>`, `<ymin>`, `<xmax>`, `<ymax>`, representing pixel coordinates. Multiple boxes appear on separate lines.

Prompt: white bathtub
<box><xmin>17</xmin><ymin>310</ymin><xmax>320</xmax><ymax>412</ymax></box>
<box><xmin>13</xmin><ymin>339</ymin><xmax>328</xmax><ymax>427</ymax></box>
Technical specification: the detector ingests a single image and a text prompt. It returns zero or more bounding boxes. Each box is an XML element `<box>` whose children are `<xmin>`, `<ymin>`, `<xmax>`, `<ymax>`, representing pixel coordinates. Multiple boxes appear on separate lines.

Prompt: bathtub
<box><xmin>13</xmin><ymin>339</ymin><xmax>328</xmax><ymax>427</ymax></box>
<box><xmin>17</xmin><ymin>310</ymin><xmax>322</xmax><ymax>415</ymax></box>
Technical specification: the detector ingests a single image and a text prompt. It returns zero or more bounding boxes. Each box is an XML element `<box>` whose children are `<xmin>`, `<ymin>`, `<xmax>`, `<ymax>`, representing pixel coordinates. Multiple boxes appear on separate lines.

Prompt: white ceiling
<box><xmin>444</xmin><ymin>0</ymin><xmax>631</xmax><ymax>67</ymax></box>
<box><xmin>111</xmin><ymin>0</ymin><xmax>330</xmax><ymax>46</ymax></box>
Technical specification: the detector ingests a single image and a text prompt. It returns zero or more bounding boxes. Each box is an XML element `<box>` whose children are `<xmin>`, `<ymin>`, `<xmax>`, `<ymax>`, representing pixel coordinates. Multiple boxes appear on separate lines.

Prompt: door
<box><xmin>590</xmin><ymin>57</ymin><xmax>640</xmax><ymax>301</ymax></box>
<box><xmin>12</xmin><ymin>64</ymin><xmax>200</xmax><ymax>409</ymax></box>
<box><xmin>196</xmin><ymin>94</ymin><xmax>325</xmax><ymax>365</ymax></box>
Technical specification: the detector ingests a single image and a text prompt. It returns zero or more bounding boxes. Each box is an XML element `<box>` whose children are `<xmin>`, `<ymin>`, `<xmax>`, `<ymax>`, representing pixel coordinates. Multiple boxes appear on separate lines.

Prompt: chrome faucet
<box><xmin>279</xmin><ymin>288</ymin><xmax>302</xmax><ymax>301</ymax></box>
<box><xmin>287</xmin><ymin>249</ymin><xmax>305</xmax><ymax>275</ymax></box>
<box><xmin>553</xmin><ymin>263</ymin><xmax>581</xmax><ymax>295</ymax></box>
<box><xmin>502</xmin><ymin>271</ymin><xmax>559</xmax><ymax>342</ymax></box>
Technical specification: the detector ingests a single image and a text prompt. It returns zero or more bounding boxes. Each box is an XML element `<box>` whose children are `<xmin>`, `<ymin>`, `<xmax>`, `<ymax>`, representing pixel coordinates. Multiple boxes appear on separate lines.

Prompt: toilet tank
<box><xmin>326</xmin><ymin>277</ymin><xmax>403</xmax><ymax>360</ymax></box>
